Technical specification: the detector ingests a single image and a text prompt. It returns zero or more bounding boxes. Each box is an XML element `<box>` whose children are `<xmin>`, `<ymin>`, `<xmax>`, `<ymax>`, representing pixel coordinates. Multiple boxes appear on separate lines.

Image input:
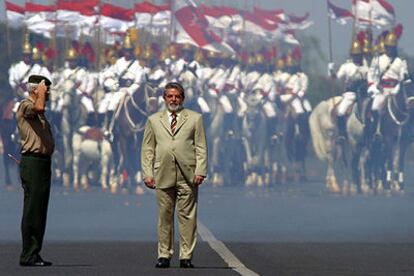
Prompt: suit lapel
<box><xmin>159</xmin><ymin>110</ymin><xmax>173</xmax><ymax>136</ymax></box>
<box><xmin>173</xmin><ymin>109</ymin><xmax>188</xmax><ymax>135</ymax></box>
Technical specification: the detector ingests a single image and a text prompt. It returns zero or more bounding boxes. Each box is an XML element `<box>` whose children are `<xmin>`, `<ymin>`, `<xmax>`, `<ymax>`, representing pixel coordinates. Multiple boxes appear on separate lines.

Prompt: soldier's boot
<box><xmin>337</xmin><ymin>115</ymin><xmax>348</xmax><ymax>142</ymax></box>
<box><xmin>86</xmin><ymin>113</ymin><xmax>97</xmax><ymax>127</ymax></box>
<box><xmin>365</xmin><ymin>111</ymin><xmax>380</xmax><ymax>143</ymax></box>
<box><xmin>296</xmin><ymin>113</ymin><xmax>309</xmax><ymax>137</ymax></box>
<box><xmin>97</xmin><ymin>113</ymin><xmax>106</xmax><ymax>129</ymax></box>
<box><xmin>223</xmin><ymin>113</ymin><xmax>235</xmax><ymax>137</ymax></box>
<box><xmin>372</xmin><ymin>111</ymin><xmax>381</xmax><ymax>138</ymax></box>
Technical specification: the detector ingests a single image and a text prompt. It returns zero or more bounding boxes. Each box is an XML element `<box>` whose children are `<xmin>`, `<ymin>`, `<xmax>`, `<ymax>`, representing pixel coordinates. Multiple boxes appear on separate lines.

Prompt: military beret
<box><xmin>28</xmin><ymin>75</ymin><xmax>52</xmax><ymax>86</ymax></box>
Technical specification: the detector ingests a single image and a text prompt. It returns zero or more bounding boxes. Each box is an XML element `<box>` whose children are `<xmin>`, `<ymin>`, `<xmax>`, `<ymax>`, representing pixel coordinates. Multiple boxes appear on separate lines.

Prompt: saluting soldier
<box><xmin>16</xmin><ymin>75</ymin><xmax>54</xmax><ymax>267</ymax></box>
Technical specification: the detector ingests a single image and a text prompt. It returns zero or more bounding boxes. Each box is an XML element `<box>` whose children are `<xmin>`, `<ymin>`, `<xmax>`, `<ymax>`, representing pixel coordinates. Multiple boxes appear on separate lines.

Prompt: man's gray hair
<box><xmin>27</xmin><ymin>82</ymin><xmax>39</xmax><ymax>93</ymax></box>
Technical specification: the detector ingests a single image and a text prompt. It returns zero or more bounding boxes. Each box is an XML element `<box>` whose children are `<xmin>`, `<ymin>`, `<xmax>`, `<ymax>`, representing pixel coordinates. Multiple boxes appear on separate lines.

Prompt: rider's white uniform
<box><xmin>9</xmin><ymin>61</ymin><xmax>52</xmax><ymax>111</ymax></box>
<box><xmin>336</xmin><ymin>60</ymin><xmax>368</xmax><ymax>116</ymax></box>
<box><xmin>368</xmin><ymin>54</ymin><xmax>408</xmax><ymax>111</ymax></box>
<box><xmin>57</xmin><ymin>65</ymin><xmax>96</xmax><ymax>113</ymax></box>
<box><xmin>253</xmin><ymin>72</ymin><xmax>277</xmax><ymax>118</ymax></box>
<box><xmin>9</xmin><ymin>61</ymin><xmax>52</xmax><ymax>96</ymax></box>
<box><xmin>98</xmin><ymin>57</ymin><xmax>146</xmax><ymax>114</ymax></box>
<box><xmin>280</xmin><ymin>72</ymin><xmax>312</xmax><ymax>114</ymax></box>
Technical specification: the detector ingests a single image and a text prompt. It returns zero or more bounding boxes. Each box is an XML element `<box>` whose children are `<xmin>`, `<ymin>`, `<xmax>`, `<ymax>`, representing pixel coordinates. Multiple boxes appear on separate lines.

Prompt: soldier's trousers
<box><xmin>19</xmin><ymin>154</ymin><xmax>51</xmax><ymax>263</ymax></box>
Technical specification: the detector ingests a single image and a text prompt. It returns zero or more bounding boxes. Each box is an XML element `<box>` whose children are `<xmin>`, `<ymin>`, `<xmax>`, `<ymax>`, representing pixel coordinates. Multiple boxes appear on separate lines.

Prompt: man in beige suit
<box><xmin>141</xmin><ymin>82</ymin><xmax>208</xmax><ymax>269</ymax></box>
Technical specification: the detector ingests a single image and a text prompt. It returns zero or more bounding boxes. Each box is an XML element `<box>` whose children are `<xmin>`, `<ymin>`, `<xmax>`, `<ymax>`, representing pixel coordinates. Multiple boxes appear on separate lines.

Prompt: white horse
<box><xmin>309</xmin><ymin>96</ymin><xmax>366</xmax><ymax>194</ymax></box>
<box><xmin>60</xmin><ymin>79</ymin><xmax>88</xmax><ymax>187</ymax></box>
<box><xmin>241</xmin><ymin>91</ymin><xmax>268</xmax><ymax>186</ymax></box>
<box><xmin>72</xmin><ymin>126</ymin><xmax>113</xmax><ymax>192</ymax></box>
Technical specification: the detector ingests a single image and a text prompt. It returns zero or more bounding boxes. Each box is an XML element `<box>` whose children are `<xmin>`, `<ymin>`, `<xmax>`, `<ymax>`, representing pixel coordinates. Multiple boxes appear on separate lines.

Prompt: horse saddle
<box><xmin>78</xmin><ymin>126</ymin><xmax>105</xmax><ymax>142</ymax></box>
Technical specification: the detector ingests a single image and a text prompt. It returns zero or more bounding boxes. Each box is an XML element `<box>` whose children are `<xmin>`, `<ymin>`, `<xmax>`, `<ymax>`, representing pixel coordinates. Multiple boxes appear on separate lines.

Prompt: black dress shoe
<box><xmin>20</xmin><ymin>255</ymin><xmax>52</xmax><ymax>267</ymax></box>
<box><xmin>180</xmin><ymin>259</ymin><xmax>194</xmax><ymax>268</ymax></box>
<box><xmin>155</xmin><ymin>258</ymin><xmax>170</xmax><ymax>268</ymax></box>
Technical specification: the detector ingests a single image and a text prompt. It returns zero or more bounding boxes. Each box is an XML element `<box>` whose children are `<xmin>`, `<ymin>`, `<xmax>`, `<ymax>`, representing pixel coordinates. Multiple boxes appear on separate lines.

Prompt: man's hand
<box><xmin>144</xmin><ymin>177</ymin><xmax>156</xmax><ymax>189</ymax></box>
<box><xmin>368</xmin><ymin>84</ymin><xmax>380</xmax><ymax>96</ymax></box>
<box><xmin>193</xmin><ymin>175</ymin><xmax>205</xmax><ymax>186</ymax></box>
<box><xmin>35</xmin><ymin>80</ymin><xmax>48</xmax><ymax>96</ymax></box>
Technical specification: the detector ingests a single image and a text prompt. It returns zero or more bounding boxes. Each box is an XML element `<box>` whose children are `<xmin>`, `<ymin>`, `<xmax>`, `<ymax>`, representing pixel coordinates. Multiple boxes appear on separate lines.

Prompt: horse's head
<box><xmin>61</xmin><ymin>79</ymin><xmax>77</xmax><ymax>107</ymax></box>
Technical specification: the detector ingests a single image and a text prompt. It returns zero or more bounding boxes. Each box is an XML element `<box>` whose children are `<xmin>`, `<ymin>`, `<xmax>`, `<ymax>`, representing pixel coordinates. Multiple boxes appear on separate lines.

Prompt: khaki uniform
<box><xmin>16</xmin><ymin>96</ymin><xmax>54</xmax><ymax>264</ymax></box>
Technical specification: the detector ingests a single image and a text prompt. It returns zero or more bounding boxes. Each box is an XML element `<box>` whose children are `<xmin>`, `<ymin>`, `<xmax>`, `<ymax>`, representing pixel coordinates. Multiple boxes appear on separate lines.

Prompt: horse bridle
<box><xmin>122</xmin><ymin>84</ymin><xmax>156</xmax><ymax>133</ymax></box>
<box><xmin>388</xmin><ymin>83</ymin><xmax>410</xmax><ymax>126</ymax></box>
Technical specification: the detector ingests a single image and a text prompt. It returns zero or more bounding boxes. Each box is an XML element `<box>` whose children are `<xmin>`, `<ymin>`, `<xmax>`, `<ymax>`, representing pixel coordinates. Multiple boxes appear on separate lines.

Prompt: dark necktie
<box><xmin>171</xmin><ymin>112</ymin><xmax>177</xmax><ymax>134</ymax></box>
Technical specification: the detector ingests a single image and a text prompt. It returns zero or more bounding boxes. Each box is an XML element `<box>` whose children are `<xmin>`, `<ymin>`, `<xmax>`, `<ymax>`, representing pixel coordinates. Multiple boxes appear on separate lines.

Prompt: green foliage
<box><xmin>299</xmin><ymin>34</ymin><xmax>334</xmax><ymax>105</ymax></box>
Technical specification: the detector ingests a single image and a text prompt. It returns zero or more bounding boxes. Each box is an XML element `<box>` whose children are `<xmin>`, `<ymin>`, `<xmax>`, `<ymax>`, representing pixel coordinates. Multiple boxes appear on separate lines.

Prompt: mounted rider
<box><xmin>99</xmin><ymin>31</ymin><xmax>147</xmax><ymax>132</ymax></box>
<box><xmin>367</xmin><ymin>24</ymin><xmax>409</xmax><ymax>137</ymax></box>
<box><xmin>9</xmin><ymin>33</ymin><xmax>51</xmax><ymax>101</ymax></box>
<box><xmin>329</xmin><ymin>38</ymin><xmax>369</xmax><ymax>140</ymax></box>
<box><xmin>278</xmin><ymin>47</ymin><xmax>312</xmax><ymax>133</ymax></box>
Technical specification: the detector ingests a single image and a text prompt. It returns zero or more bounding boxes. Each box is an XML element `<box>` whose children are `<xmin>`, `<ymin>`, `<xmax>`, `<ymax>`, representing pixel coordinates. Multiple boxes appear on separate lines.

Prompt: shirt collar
<box><xmin>27</xmin><ymin>96</ymin><xmax>36</xmax><ymax>103</ymax></box>
<box><xmin>167</xmin><ymin>109</ymin><xmax>182</xmax><ymax>117</ymax></box>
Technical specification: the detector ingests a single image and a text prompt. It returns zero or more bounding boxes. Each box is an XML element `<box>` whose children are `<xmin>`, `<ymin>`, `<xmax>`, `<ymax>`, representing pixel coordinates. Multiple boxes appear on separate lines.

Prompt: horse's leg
<box><xmin>241</xmin><ymin>135</ymin><xmax>255</xmax><ymax>187</ymax></box>
<box><xmin>326</xmin><ymin>153</ymin><xmax>340</xmax><ymax>193</ymax></box>
<box><xmin>297</xmin><ymin>113</ymin><xmax>310</xmax><ymax>181</ymax></box>
<box><xmin>1</xmin><ymin>121</ymin><xmax>17</xmax><ymax>188</ymax></box>
<box><xmin>210</xmin><ymin>107</ymin><xmax>225</xmax><ymax>185</ymax></box>
<box><xmin>397</xmin><ymin>138</ymin><xmax>408</xmax><ymax>192</ymax></box>
<box><xmin>110</xmin><ymin>133</ymin><xmax>121</xmax><ymax>194</ymax></box>
<box><xmin>358</xmin><ymin>147</ymin><xmax>372</xmax><ymax>195</ymax></box>
<box><xmin>3</xmin><ymin>151</ymin><xmax>13</xmax><ymax>187</ymax></box>
<box><xmin>100</xmin><ymin>140</ymin><xmax>112</xmax><ymax>192</ymax></box>
<box><xmin>72</xmin><ymin>135</ymin><xmax>82</xmax><ymax>192</ymax></box>
<box><xmin>392</xmin><ymin>129</ymin><xmax>405</xmax><ymax>193</ymax></box>
<box><xmin>256</xmin><ymin>119</ymin><xmax>268</xmax><ymax>187</ymax></box>
<box><xmin>61</xmin><ymin>116</ymin><xmax>72</xmax><ymax>188</ymax></box>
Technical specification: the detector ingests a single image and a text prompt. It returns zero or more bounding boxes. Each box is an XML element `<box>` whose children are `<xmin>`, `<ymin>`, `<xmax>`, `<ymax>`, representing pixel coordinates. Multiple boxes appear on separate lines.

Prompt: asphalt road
<box><xmin>2</xmin><ymin>155</ymin><xmax>414</xmax><ymax>275</ymax></box>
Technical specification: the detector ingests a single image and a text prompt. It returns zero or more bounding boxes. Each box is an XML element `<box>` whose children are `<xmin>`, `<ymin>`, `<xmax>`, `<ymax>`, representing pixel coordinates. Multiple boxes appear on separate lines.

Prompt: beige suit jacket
<box><xmin>141</xmin><ymin>108</ymin><xmax>208</xmax><ymax>189</ymax></box>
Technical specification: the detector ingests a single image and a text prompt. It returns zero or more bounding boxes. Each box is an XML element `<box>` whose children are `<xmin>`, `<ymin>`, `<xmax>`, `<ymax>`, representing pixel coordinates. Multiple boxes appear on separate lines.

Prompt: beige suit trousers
<box><xmin>156</xmin><ymin>162</ymin><xmax>198</xmax><ymax>260</ymax></box>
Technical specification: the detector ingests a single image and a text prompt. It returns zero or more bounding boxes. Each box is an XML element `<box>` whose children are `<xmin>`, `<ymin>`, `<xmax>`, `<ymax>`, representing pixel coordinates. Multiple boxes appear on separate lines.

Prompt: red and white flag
<box><xmin>174</xmin><ymin>0</ymin><xmax>234</xmax><ymax>54</ymax></box>
<box><xmin>5</xmin><ymin>1</ymin><xmax>25</xmax><ymax>28</ymax></box>
<box><xmin>240</xmin><ymin>10</ymin><xmax>279</xmax><ymax>38</ymax></box>
<box><xmin>281</xmin><ymin>13</ymin><xmax>313</xmax><ymax>30</ymax></box>
<box><xmin>135</xmin><ymin>1</ymin><xmax>171</xmax><ymax>28</ymax></box>
<box><xmin>253</xmin><ymin>7</ymin><xmax>286</xmax><ymax>25</ymax></box>
<box><xmin>328</xmin><ymin>0</ymin><xmax>353</xmax><ymax>25</ymax></box>
<box><xmin>353</xmin><ymin>0</ymin><xmax>395</xmax><ymax>28</ymax></box>
<box><xmin>56</xmin><ymin>0</ymin><xmax>98</xmax><ymax>38</ymax></box>
<box><xmin>24</xmin><ymin>3</ymin><xmax>56</xmax><ymax>38</ymax></box>
<box><xmin>25</xmin><ymin>2</ymin><xmax>56</xmax><ymax>22</ymax></box>
<box><xmin>56</xmin><ymin>0</ymin><xmax>97</xmax><ymax>25</ymax></box>
<box><xmin>200</xmin><ymin>4</ymin><xmax>242</xmax><ymax>30</ymax></box>
<box><xmin>100</xmin><ymin>3</ymin><xmax>135</xmax><ymax>33</ymax></box>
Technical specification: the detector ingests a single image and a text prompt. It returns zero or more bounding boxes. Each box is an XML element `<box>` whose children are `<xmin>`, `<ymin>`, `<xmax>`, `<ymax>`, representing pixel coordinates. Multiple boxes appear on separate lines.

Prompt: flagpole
<box><xmin>5</xmin><ymin>10</ymin><xmax>12</xmax><ymax>61</ymax></box>
<box><xmin>96</xmin><ymin>0</ymin><xmax>102</xmax><ymax>70</ymax></box>
<box><xmin>351</xmin><ymin>0</ymin><xmax>358</xmax><ymax>52</ymax></box>
<box><xmin>327</xmin><ymin>1</ymin><xmax>335</xmax><ymax>99</ymax></box>
<box><xmin>169</xmin><ymin>0</ymin><xmax>175</xmax><ymax>44</ymax></box>
<box><xmin>327</xmin><ymin>2</ymin><xmax>333</xmax><ymax>63</ymax></box>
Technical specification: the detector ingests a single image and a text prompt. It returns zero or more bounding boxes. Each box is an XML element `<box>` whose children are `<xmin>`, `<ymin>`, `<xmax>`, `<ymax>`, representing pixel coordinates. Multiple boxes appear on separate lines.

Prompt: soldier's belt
<box><xmin>380</xmin><ymin>78</ymin><xmax>398</xmax><ymax>88</ymax></box>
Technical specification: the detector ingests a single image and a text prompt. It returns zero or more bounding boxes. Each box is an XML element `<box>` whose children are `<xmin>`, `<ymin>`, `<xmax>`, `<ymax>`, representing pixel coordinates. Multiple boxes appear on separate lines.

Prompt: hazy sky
<box><xmin>1</xmin><ymin>0</ymin><xmax>413</xmax><ymax>64</ymax></box>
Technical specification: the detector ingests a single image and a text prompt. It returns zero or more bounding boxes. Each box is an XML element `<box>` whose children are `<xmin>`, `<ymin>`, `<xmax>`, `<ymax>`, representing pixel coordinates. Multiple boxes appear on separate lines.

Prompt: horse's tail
<box><xmin>309</xmin><ymin>99</ymin><xmax>336</xmax><ymax>160</ymax></box>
